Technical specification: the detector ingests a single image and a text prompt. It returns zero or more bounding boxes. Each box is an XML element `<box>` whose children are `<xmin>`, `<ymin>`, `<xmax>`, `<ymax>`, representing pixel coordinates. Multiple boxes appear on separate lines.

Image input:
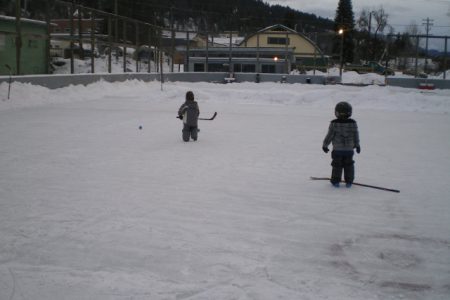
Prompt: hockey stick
<box><xmin>177</xmin><ymin>112</ymin><xmax>217</xmax><ymax>121</ymax></box>
<box><xmin>198</xmin><ymin>112</ymin><xmax>217</xmax><ymax>120</ymax></box>
<box><xmin>5</xmin><ymin>64</ymin><xmax>12</xmax><ymax>100</ymax></box>
<box><xmin>310</xmin><ymin>177</ymin><xmax>400</xmax><ymax>193</ymax></box>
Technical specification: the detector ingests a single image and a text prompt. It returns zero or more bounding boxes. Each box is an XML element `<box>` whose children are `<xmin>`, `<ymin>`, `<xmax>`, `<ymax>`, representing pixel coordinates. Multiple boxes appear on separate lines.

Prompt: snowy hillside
<box><xmin>0</xmin><ymin>80</ymin><xmax>449</xmax><ymax>299</ymax></box>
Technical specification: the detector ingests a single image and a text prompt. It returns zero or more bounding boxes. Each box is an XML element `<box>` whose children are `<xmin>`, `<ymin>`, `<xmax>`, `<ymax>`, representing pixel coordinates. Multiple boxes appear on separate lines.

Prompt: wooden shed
<box><xmin>0</xmin><ymin>15</ymin><xmax>49</xmax><ymax>75</ymax></box>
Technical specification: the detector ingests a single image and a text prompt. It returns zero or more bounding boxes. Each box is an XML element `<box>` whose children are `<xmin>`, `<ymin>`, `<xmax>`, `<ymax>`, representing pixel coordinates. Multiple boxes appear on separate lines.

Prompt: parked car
<box><xmin>403</xmin><ymin>69</ymin><xmax>428</xmax><ymax>78</ymax></box>
<box><xmin>63</xmin><ymin>45</ymin><xmax>97</xmax><ymax>59</ymax></box>
<box><xmin>345</xmin><ymin>61</ymin><xmax>395</xmax><ymax>76</ymax></box>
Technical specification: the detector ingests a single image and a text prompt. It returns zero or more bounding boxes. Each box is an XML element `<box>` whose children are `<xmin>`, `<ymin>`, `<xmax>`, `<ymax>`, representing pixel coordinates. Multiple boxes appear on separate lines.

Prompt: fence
<box><xmin>2</xmin><ymin>1</ymin><xmax>333</xmax><ymax>77</ymax></box>
<box><xmin>0</xmin><ymin>73</ymin><xmax>341</xmax><ymax>89</ymax></box>
<box><xmin>2</xmin><ymin>1</ymin><xmax>449</xmax><ymax>79</ymax></box>
<box><xmin>386</xmin><ymin>34</ymin><xmax>449</xmax><ymax>79</ymax></box>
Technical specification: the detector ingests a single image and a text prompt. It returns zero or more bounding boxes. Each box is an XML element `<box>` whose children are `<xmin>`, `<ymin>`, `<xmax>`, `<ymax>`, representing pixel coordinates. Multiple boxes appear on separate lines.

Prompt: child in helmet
<box><xmin>322</xmin><ymin>101</ymin><xmax>360</xmax><ymax>187</ymax></box>
<box><xmin>178</xmin><ymin>91</ymin><xmax>200</xmax><ymax>142</ymax></box>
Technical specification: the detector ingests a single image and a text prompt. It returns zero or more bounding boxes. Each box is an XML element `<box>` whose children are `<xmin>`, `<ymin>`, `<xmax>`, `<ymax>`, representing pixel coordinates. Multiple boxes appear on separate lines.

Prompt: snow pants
<box><xmin>331</xmin><ymin>150</ymin><xmax>354</xmax><ymax>184</ymax></box>
<box><xmin>182</xmin><ymin>124</ymin><xmax>198</xmax><ymax>142</ymax></box>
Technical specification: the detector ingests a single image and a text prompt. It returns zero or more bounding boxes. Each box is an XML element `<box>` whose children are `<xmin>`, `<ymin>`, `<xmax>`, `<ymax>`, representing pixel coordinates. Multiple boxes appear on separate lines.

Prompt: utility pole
<box><xmin>15</xmin><ymin>0</ymin><xmax>22</xmax><ymax>75</ymax></box>
<box><xmin>90</xmin><ymin>11</ymin><xmax>95</xmax><ymax>74</ymax></box>
<box><xmin>45</xmin><ymin>1</ymin><xmax>51</xmax><ymax>74</ymax></box>
<box><xmin>284</xmin><ymin>31</ymin><xmax>289</xmax><ymax>74</ymax></box>
<box><xmin>170</xmin><ymin>6</ymin><xmax>175</xmax><ymax>72</ymax></box>
<box><xmin>186</xmin><ymin>31</ymin><xmax>190</xmax><ymax>72</ymax></box>
<box><xmin>77</xmin><ymin>1</ymin><xmax>84</xmax><ymax>60</ymax></box>
<box><xmin>107</xmin><ymin>16</ymin><xmax>112</xmax><ymax>73</ymax></box>
<box><xmin>313</xmin><ymin>32</ymin><xmax>317</xmax><ymax>75</ymax></box>
<box><xmin>444</xmin><ymin>37</ymin><xmax>448</xmax><ymax>80</ymax></box>
<box><xmin>123</xmin><ymin>20</ymin><xmax>127</xmax><ymax>72</ymax></box>
<box><xmin>228</xmin><ymin>29</ymin><xmax>232</xmax><ymax>74</ymax></box>
<box><xmin>422</xmin><ymin>18</ymin><xmax>434</xmax><ymax>73</ymax></box>
<box><xmin>70</xmin><ymin>0</ymin><xmax>75</xmax><ymax>73</ymax></box>
<box><xmin>368</xmin><ymin>11</ymin><xmax>372</xmax><ymax>60</ymax></box>
<box><xmin>114</xmin><ymin>0</ymin><xmax>118</xmax><ymax>62</ymax></box>
<box><xmin>135</xmin><ymin>22</ymin><xmax>139</xmax><ymax>72</ymax></box>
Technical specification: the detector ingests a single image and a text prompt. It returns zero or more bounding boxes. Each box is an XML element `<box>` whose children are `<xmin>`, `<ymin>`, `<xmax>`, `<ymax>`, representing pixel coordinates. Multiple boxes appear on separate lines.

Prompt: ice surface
<box><xmin>1</xmin><ymin>80</ymin><xmax>449</xmax><ymax>299</ymax></box>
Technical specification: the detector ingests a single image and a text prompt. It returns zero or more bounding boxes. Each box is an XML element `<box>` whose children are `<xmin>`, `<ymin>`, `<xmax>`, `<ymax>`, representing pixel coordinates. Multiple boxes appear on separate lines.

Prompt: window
<box><xmin>194</xmin><ymin>63</ymin><xmax>204</xmax><ymax>72</ymax></box>
<box><xmin>261</xmin><ymin>64</ymin><xmax>275</xmax><ymax>73</ymax></box>
<box><xmin>267</xmin><ymin>37</ymin><xmax>289</xmax><ymax>45</ymax></box>
<box><xmin>208</xmin><ymin>63</ymin><xmax>225</xmax><ymax>72</ymax></box>
<box><xmin>242</xmin><ymin>64</ymin><xmax>256</xmax><ymax>73</ymax></box>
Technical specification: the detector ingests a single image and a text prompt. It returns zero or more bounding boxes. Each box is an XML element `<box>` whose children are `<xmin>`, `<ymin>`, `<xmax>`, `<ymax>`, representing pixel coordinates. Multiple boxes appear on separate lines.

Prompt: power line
<box><xmin>390</xmin><ymin>24</ymin><xmax>450</xmax><ymax>27</ymax></box>
<box><xmin>422</xmin><ymin>18</ymin><xmax>434</xmax><ymax>71</ymax></box>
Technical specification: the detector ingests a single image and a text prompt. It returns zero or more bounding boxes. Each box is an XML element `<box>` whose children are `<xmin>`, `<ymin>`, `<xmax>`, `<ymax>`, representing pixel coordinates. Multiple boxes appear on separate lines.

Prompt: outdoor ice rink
<box><xmin>1</xmin><ymin>80</ymin><xmax>449</xmax><ymax>299</ymax></box>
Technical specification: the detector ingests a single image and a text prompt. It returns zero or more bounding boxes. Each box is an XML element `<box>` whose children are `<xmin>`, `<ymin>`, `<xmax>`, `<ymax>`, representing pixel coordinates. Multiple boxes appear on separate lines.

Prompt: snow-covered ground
<box><xmin>52</xmin><ymin>56</ymin><xmax>164</xmax><ymax>75</ymax></box>
<box><xmin>51</xmin><ymin>55</ymin><xmax>450</xmax><ymax>82</ymax></box>
<box><xmin>0</xmin><ymin>79</ymin><xmax>449</xmax><ymax>300</ymax></box>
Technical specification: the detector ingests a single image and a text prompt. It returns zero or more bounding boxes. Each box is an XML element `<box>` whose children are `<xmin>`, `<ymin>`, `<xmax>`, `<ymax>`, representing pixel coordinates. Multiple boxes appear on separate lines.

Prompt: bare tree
<box><xmin>406</xmin><ymin>21</ymin><xmax>421</xmax><ymax>36</ymax></box>
<box><xmin>356</xmin><ymin>6</ymin><xmax>390</xmax><ymax>60</ymax></box>
<box><xmin>357</xmin><ymin>7</ymin><xmax>389</xmax><ymax>36</ymax></box>
<box><xmin>371</xmin><ymin>7</ymin><xmax>389</xmax><ymax>38</ymax></box>
<box><xmin>356</xmin><ymin>9</ymin><xmax>370</xmax><ymax>32</ymax></box>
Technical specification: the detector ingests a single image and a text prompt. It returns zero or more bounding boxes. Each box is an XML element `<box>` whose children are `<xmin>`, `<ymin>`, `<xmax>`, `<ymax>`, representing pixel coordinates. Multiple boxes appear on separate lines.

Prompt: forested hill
<box><xmin>101</xmin><ymin>0</ymin><xmax>335</xmax><ymax>34</ymax></box>
<box><xmin>1</xmin><ymin>0</ymin><xmax>335</xmax><ymax>34</ymax></box>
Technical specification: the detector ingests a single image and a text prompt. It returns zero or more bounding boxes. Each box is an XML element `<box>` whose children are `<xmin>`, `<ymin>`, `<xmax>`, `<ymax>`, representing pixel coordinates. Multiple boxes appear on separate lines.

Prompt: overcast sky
<box><xmin>266</xmin><ymin>0</ymin><xmax>450</xmax><ymax>37</ymax></box>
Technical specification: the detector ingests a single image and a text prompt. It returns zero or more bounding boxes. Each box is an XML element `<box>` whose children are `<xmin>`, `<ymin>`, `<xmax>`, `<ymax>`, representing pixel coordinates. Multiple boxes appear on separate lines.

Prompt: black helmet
<box><xmin>186</xmin><ymin>91</ymin><xmax>194</xmax><ymax>101</ymax></box>
<box><xmin>335</xmin><ymin>101</ymin><xmax>352</xmax><ymax>119</ymax></box>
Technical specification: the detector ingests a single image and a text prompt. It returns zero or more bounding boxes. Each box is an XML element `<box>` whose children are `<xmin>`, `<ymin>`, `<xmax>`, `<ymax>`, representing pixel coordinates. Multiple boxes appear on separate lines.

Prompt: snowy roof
<box><xmin>162</xmin><ymin>30</ymin><xmax>193</xmax><ymax>39</ymax></box>
<box><xmin>256</xmin><ymin>24</ymin><xmax>298</xmax><ymax>34</ymax></box>
<box><xmin>239</xmin><ymin>24</ymin><xmax>321</xmax><ymax>54</ymax></box>
<box><xmin>208</xmin><ymin>36</ymin><xmax>244</xmax><ymax>46</ymax></box>
<box><xmin>0</xmin><ymin>15</ymin><xmax>49</xmax><ymax>26</ymax></box>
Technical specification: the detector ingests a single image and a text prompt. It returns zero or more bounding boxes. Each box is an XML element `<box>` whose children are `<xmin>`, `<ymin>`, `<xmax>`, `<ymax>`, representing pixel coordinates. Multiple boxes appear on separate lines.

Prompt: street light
<box><xmin>338</xmin><ymin>28</ymin><xmax>344</xmax><ymax>78</ymax></box>
<box><xmin>368</xmin><ymin>11</ymin><xmax>376</xmax><ymax>60</ymax></box>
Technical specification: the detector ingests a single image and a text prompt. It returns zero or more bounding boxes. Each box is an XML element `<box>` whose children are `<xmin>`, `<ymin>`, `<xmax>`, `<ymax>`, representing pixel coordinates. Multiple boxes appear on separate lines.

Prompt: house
<box><xmin>192</xmin><ymin>32</ymin><xmax>243</xmax><ymax>48</ymax></box>
<box><xmin>239</xmin><ymin>24</ymin><xmax>328</xmax><ymax>71</ymax></box>
<box><xmin>50</xmin><ymin>18</ymin><xmax>106</xmax><ymax>58</ymax></box>
<box><xmin>185</xmin><ymin>24</ymin><xmax>326</xmax><ymax>74</ymax></box>
<box><xmin>186</xmin><ymin>47</ymin><xmax>295</xmax><ymax>73</ymax></box>
<box><xmin>50</xmin><ymin>18</ymin><xmax>104</xmax><ymax>34</ymax></box>
<box><xmin>0</xmin><ymin>15</ymin><xmax>49</xmax><ymax>75</ymax></box>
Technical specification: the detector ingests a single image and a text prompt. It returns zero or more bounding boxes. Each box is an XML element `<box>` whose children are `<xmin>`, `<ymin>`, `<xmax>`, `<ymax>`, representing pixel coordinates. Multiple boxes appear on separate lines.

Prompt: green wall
<box><xmin>0</xmin><ymin>17</ymin><xmax>47</xmax><ymax>75</ymax></box>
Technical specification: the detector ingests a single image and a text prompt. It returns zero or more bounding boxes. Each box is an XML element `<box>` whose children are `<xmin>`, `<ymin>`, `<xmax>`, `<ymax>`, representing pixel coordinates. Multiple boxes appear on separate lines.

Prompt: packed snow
<box><xmin>0</xmin><ymin>78</ymin><xmax>449</xmax><ymax>300</ymax></box>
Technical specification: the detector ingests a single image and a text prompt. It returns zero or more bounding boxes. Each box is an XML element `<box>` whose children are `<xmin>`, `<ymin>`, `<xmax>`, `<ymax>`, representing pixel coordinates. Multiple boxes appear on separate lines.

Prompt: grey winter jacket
<box><xmin>178</xmin><ymin>100</ymin><xmax>200</xmax><ymax>126</ymax></box>
<box><xmin>323</xmin><ymin>118</ymin><xmax>360</xmax><ymax>151</ymax></box>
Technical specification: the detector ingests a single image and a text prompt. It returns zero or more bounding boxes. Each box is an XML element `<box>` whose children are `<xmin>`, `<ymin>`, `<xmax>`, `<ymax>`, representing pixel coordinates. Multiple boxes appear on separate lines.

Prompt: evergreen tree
<box><xmin>3</xmin><ymin>0</ymin><xmax>334</xmax><ymax>42</ymax></box>
<box><xmin>0</xmin><ymin>0</ymin><xmax>14</xmax><ymax>15</ymax></box>
<box><xmin>334</xmin><ymin>0</ymin><xmax>355</xmax><ymax>63</ymax></box>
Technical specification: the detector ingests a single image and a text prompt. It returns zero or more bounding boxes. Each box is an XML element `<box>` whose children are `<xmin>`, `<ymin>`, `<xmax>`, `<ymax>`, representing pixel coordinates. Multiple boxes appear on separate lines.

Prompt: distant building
<box><xmin>50</xmin><ymin>18</ymin><xmax>105</xmax><ymax>58</ymax></box>
<box><xmin>186</xmin><ymin>47</ymin><xmax>294</xmax><ymax>73</ymax></box>
<box><xmin>192</xmin><ymin>32</ymin><xmax>243</xmax><ymax>48</ymax></box>
<box><xmin>50</xmin><ymin>18</ymin><xmax>104</xmax><ymax>34</ymax></box>
<box><xmin>240</xmin><ymin>24</ymin><xmax>328</xmax><ymax>71</ymax></box>
<box><xmin>0</xmin><ymin>15</ymin><xmax>49</xmax><ymax>75</ymax></box>
<box><xmin>185</xmin><ymin>24</ymin><xmax>327</xmax><ymax>74</ymax></box>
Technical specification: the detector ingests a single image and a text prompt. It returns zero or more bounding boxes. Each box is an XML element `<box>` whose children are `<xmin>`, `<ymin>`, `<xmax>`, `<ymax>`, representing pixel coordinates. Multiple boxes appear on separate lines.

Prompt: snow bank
<box><xmin>2</xmin><ymin>80</ymin><xmax>450</xmax><ymax>115</ymax></box>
